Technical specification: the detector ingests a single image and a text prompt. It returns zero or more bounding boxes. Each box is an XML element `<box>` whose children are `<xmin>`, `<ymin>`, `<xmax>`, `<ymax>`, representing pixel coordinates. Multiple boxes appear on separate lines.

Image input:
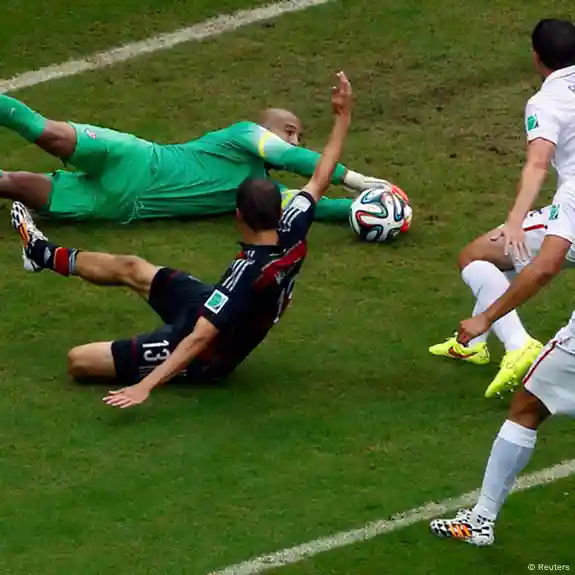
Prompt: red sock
<box><xmin>53</xmin><ymin>247</ymin><xmax>75</xmax><ymax>276</ymax></box>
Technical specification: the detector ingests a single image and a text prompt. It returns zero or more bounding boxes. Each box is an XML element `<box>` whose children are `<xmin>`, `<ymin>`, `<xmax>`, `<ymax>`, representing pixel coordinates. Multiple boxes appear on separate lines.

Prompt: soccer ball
<box><xmin>349</xmin><ymin>185</ymin><xmax>412</xmax><ymax>242</ymax></box>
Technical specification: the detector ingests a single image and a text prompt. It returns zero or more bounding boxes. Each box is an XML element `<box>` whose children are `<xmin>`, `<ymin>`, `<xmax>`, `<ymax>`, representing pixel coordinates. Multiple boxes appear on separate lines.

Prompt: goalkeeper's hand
<box><xmin>343</xmin><ymin>171</ymin><xmax>391</xmax><ymax>193</ymax></box>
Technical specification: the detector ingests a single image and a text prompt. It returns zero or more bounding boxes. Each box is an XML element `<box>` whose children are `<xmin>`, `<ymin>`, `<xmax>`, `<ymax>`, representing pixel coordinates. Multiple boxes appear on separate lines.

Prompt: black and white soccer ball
<box><xmin>349</xmin><ymin>185</ymin><xmax>412</xmax><ymax>242</ymax></box>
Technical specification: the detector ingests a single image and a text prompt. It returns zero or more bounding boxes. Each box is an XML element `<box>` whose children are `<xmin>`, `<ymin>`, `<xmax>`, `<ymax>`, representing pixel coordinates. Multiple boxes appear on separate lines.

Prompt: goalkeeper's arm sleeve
<box><xmin>266</xmin><ymin>142</ymin><xmax>347</xmax><ymax>185</ymax></box>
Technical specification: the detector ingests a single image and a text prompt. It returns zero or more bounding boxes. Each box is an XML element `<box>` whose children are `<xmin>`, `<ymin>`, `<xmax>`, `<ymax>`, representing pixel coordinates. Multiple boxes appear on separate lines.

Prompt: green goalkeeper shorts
<box><xmin>41</xmin><ymin>123</ymin><xmax>155</xmax><ymax>221</ymax></box>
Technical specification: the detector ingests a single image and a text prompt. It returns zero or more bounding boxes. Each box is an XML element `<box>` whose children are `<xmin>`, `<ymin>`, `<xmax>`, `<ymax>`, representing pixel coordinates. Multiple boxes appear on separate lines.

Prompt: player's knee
<box><xmin>458</xmin><ymin>236</ymin><xmax>496</xmax><ymax>270</ymax></box>
<box><xmin>67</xmin><ymin>346</ymin><xmax>92</xmax><ymax>379</ymax></box>
<box><xmin>508</xmin><ymin>389</ymin><xmax>548</xmax><ymax>429</ymax></box>
<box><xmin>116</xmin><ymin>255</ymin><xmax>154</xmax><ymax>295</ymax></box>
<box><xmin>68</xmin><ymin>343</ymin><xmax>116</xmax><ymax>380</ymax></box>
<box><xmin>458</xmin><ymin>241</ymin><xmax>482</xmax><ymax>270</ymax></box>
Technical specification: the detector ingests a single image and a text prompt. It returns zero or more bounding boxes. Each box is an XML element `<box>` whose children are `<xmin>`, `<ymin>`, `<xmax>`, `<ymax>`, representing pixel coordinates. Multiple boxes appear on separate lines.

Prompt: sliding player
<box><xmin>10</xmin><ymin>71</ymin><xmax>353</xmax><ymax>408</ymax></box>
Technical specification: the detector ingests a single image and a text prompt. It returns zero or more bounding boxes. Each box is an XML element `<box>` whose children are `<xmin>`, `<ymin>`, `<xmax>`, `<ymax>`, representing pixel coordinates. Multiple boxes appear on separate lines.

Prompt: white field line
<box><xmin>208</xmin><ymin>458</ymin><xmax>575</xmax><ymax>575</ymax></box>
<box><xmin>0</xmin><ymin>0</ymin><xmax>333</xmax><ymax>94</ymax></box>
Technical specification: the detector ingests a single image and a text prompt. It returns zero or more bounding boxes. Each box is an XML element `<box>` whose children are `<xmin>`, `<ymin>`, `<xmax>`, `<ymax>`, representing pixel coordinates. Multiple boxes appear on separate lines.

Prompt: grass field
<box><xmin>1</xmin><ymin>1</ymin><xmax>574</xmax><ymax>573</ymax></box>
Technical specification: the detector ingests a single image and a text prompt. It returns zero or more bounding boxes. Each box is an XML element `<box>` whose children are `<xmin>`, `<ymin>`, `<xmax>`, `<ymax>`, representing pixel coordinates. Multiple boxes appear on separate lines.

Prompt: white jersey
<box><xmin>525</xmin><ymin>64</ymin><xmax>575</xmax><ymax>189</ymax></box>
<box><xmin>524</xmin><ymin>65</ymin><xmax>575</xmax><ymax>335</ymax></box>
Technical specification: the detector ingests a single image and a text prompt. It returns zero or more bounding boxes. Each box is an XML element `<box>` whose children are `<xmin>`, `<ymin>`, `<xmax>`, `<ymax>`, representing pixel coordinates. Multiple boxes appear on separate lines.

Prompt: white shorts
<box><xmin>524</xmin><ymin>326</ymin><xmax>575</xmax><ymax>416</ymax></box>
<box><xmin>519</xmin><ymin>207</ymin><xmax>550</xmax><ymax>270</ymax></box>
<box><xmin>506</xmin><ymin>199</ymin><xmax>575</xmax><ymax>273</ymax></box>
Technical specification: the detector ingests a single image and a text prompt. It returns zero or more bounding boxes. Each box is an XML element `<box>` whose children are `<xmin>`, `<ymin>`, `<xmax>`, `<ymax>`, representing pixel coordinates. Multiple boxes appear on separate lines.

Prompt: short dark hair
<box><xmin>532</xmin><ymin>19</ymin><xmax>575</xmax><ymax>71</ymax></box>
<box><xmin>236</xmin><ymin>178</ymin><xmax>282</xmax><ymax>231</ymax></box>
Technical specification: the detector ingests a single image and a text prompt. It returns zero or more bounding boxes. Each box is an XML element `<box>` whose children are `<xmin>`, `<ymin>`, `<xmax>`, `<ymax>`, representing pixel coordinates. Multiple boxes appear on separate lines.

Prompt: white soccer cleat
<box><xmin>10</xmin><ymin>201</ymin><xmax>47</xmax><ymax>272</ymax></box>
<box><xmin>429</xmin><ymin>509</ymin><xmax>495</xmax><ymax>546</ymax></box>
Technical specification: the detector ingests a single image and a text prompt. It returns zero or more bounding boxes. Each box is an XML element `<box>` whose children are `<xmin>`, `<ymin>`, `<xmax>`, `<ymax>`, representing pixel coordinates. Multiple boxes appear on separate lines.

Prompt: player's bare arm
<box><xmin>500</xmin><ymin>137</ymin><xmax>556</xmax><ymax>262</ymax></box>
<box><xmin>304</xmin><ymin>71</ymin><xmax>352</xmax><ymax>202</ymax></box>
<box><xmin>104</xmin><ymin>318</ymin><xmax>219</xmax><ymax>408</ymax></box>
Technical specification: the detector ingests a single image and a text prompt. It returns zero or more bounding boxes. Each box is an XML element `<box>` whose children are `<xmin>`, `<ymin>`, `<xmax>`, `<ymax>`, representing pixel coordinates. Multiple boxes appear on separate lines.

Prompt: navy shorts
<box><xmin>111</xmin><ymin>267</ymin><xmax>213</xmax><ymax>384</ymax></box>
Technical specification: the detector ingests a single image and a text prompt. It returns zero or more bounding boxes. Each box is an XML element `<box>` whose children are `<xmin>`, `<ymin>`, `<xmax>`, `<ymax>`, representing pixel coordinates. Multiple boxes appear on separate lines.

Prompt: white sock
<box><xmin>461</xmin><ymin>261</ymin><xmax>530</xmax><ymax>351</ymax></box>
<box><xmin>468</xmin><ymin>299</ymin><xmax>490</xmax><ymax>347</ymax></box>
<box><xmin>472</xmin><ymin>419</ymin><xmax>537</xmax><ymax>522</ymax></box>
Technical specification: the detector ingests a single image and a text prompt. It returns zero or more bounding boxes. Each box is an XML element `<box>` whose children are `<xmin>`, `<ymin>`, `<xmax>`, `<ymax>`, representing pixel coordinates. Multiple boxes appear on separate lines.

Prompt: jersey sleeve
<box><xmin>278</xmin><ymin>191</ymin><xmax>316</xmax><ymax>246</ymax></box>
<box><xmin>200</xmin><ymin>258</ymin><xmax>261</xmax><ymax>331</ymax></box>
<box><xmin>524</xmin><ymin>95</ymin><xmax>561</xmax><ymax>145</ymax></box>
<box><xmin>229</xmin><ymin>122</ymin><xmax>347</xmax><ymax>184</ymax></box>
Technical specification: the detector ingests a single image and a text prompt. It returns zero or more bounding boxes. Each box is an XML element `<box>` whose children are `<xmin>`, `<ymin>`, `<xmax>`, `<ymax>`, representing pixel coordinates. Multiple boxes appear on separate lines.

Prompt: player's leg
<box><xmin>0</xmin><ymin>169</ymin><xmax>103</xmax><ymax>220</ymax></box>
<box><xmin>428</xmin><ymin>388</ymin><xmax>547</xmax><ymax>546</ymax></box>
<box><xmin>430</xmin><ymin>222</ymin><xmax>543</xmax><ymax>394</ymax></box>
<box><xmin>0</xmin><ymin>171</ymin><xmax>52</xmax><ymax>210</ymax></box>
<box><xmin>456</xmin><ymin>227</ymin><xmax>532</xmax><ymax>351</ymax></box>
<box><xmin>67</xmin><ymin>341</ymin><xmax>117</xmax><ymax>380</ymax></box>
<box><xmin>11</xmin><ymin>200</ymin><xmax>159</xmax><ymax>296</ymax></box>
<box><xmin>426</xmin><ymin>234</ymin><xmax>503</xmax><ymax>367</ymax></box>
<box><xmin>11</xmin><ymin>201</ymin><xmax>212</xmax><ymax>321</ymax></box>
<box><xmin>314</xmin><ymin>197</ymin><xmax>353</xmax><ymax>221</ymax></box>
<box><xmin>68</xmin><ymin>326</ymin><xmax>181</xmax><ymax>383</ymax></box>
<box><xmin>461</xmin><ymin>255</ymin><xmax>542</xmax><ymax>397</ymax></box>
<box><xmin>72</xmin><ymin>252</ymin><xmax>160</xmax><ymax>297</ymax></box>
<box><xmin>456</xmin><ymin>211</ymin><xmax>549</xmax><ymax>354</ymax></box>
<box><xmin>109</xmin><ymin>327</ymin><xmax>181</xmax><ymax>385</ymax></box>
<box><xmin>0</xmin><ymin>95</ymin><xmax>77</xmax><ymax>158</ymax></box>
<box><xmin>463</xmin><ymin>218</ymin><xmax>547</xmax><ymax>395</ymax></box>
<box><xmin>429</xmin><ymin>226</ymin><xmax>513</xmax><ymax>363</ymax></box>
<box><xmin>429</xmin><ymin>329</ymin><xmax>575</xmax><ymax>546</ymax></box>
<box><xmin>146</xmin><ymin>267</ymin><xmax>213</xmax><ymax>325</ymax></box>
<box><xmin>0</xmin><ymin>95</ymin><xmax>152</xmax><ymax>185</ymax></box>
<box><xmin>282</xmin><ymin>189</ymin><xmax>352</xmax><ymax>222</ymax></box>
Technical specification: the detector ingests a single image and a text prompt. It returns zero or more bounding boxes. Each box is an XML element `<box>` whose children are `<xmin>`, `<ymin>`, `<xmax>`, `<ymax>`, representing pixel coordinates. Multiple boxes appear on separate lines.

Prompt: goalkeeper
<box><xmin>0</xmin><ymin>97</ymin><xmax>391</xmax><ymax>223</ymax></box>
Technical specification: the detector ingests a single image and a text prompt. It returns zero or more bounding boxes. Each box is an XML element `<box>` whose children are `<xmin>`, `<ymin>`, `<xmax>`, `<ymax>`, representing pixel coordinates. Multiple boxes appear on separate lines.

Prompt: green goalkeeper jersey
<box><xmin>136</xmin><ymin>121</ymin><xmax>347</xmax><ymax>219</ymax></box>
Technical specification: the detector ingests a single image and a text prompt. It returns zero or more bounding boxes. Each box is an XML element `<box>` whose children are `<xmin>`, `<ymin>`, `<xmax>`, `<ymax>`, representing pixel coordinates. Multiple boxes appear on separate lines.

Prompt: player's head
<box><xmin>260</xmin><ymin>108</ymin><xmax>302</xmax><ymax>145</ymax></box>
<box><xmin>236</xmin><ymin>178</ymin><xmax>282</xmax><ymax>234</ymax></box>
<box><xmin>531</xmin><ymin>19</ymin><xmax>575</xmax><ymax>76</ymax></box>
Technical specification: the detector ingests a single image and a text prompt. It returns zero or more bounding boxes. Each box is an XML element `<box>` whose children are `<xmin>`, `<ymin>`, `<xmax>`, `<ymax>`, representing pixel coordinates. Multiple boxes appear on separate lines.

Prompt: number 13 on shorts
<box><xmin>142</xmin><ymin>340</ymin><xmax>171</xmax><ymax>364</ymax></box>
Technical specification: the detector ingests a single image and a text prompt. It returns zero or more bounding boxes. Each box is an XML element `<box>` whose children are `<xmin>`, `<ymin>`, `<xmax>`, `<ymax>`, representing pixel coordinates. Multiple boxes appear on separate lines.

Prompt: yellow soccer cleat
<box><xmin>484</xmin><ymin>337</ymin><xmax>544</xmax><ymax>398</ymax></box>
<box><xmin>429</xmin><ymin>335</ymin><xmax>490</xmax><ymax>366</ymax></box>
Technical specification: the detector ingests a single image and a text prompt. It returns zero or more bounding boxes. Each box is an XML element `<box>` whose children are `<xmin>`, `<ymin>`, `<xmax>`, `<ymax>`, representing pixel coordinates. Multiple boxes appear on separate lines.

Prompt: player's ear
<box><xmin>532</xmin><ymin>49</ymin><xmax>544</xmax><ymax>76</ymax></box>
<box><xmin>235</xmin><ymin>208</ymin><xmax>244</xmax><ymax>223</ymax></box>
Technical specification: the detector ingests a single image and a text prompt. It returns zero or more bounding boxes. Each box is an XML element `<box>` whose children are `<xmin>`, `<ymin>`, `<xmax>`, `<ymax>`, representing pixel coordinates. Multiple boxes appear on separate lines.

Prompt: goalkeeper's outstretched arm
<box><xmin>261</xmin><ymin>136</ymin><xmax>389</xmax><ymax>194</ymax></box>
<box><xmin>231</xmin><ymin>108</ymin><xmax>390</xmax><ymax>194</ymax></box>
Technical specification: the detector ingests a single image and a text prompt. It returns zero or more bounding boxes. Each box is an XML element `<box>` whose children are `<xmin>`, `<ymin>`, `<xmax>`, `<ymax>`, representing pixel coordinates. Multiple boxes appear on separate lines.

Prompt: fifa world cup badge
<box><xmin>549</xmin><ymin>204</ymin><xmax>560</xmax><ymax>221</ymax></box>
<box><xmin>526</xmin><ymin>114</ymin><xmax>539</xmax><ymax>132</ymax></box>
<box><xmin>205</xmin><ymin>289</ymin><xmax>229</xmax><ymax>314</ymax></box>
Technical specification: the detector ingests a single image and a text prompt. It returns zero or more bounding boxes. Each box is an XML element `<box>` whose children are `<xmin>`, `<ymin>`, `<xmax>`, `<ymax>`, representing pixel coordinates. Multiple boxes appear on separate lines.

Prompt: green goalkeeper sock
<box><xmin>0</xmin><ymin>95</ymin><xmax>47</xmax><ymax>142</ymax></box>
<box><xmin>314</xmin><ymin>197</ymin><xmax>353</xmax><ymax>222</ymax></box>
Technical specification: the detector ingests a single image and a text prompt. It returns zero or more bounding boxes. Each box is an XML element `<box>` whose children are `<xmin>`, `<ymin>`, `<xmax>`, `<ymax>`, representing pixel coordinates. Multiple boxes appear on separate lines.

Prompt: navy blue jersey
<box><xmin>185</xmin><ymin>191</ymin><xmax>316</xmax><ymax>377</ymax></box>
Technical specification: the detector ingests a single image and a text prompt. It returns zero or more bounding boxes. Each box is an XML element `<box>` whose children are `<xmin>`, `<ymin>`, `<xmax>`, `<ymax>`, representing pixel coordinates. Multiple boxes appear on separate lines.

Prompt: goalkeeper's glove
<box><xmin>343</xmin><ymin>170</ymin><xmax>392</xmax><ymax>193</ymax></box>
